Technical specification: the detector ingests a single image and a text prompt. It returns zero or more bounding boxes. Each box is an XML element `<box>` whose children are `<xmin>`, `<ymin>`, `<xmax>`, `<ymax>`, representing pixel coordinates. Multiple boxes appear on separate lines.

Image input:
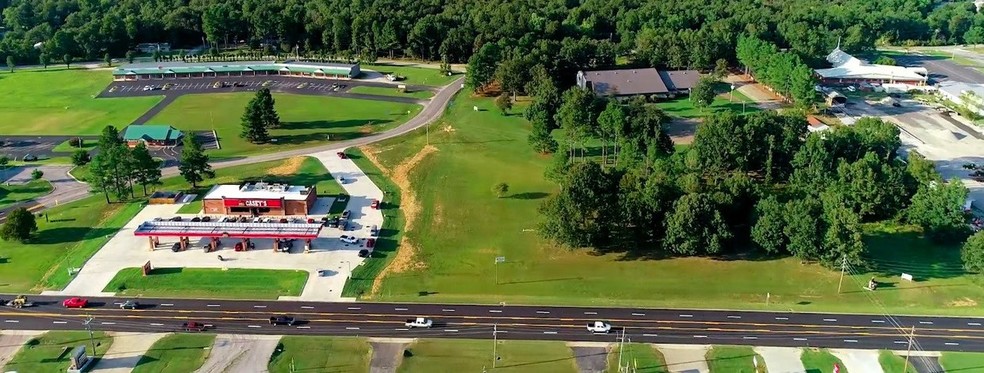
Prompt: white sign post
<box><xmin>495</xmin><ymin>256</ymin><xmax>505</xmax><ymax>285</ymax></box>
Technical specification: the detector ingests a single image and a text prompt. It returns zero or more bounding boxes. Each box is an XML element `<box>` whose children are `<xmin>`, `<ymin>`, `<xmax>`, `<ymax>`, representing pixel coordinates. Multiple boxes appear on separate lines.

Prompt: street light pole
<box><xmin>492</xmin><ymin>324</ymin><xmax>498</xmax><ymax>368</ymax></box>
<box><xmin>83</xmin><ymin>316</ymin><xmax>97</xmax><ymax>356</ymax></box>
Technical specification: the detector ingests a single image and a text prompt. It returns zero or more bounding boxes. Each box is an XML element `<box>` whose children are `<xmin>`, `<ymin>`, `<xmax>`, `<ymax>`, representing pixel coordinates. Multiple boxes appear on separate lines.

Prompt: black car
<box><xmin>120</xmin><ymin>300</ymin><xmax>140</xmax><ymax>309</ymax></box>
<box><xmin>169</xmin><ymin>216</ymin><xmax>182</xmax><ymax>222</ymax></box>
<box><xmin>191</xmin><ymin>217</ymin><xmax>201</xmax><ymax>222</ymax></box>
<box><xmin>238</xmin><ymin>216</ymin><xmax>248</xmax><ymax>222</ymax></box>
<box><xmin>201</xmin><ymin>216</ymin><xmax>211</xmax><ymax>222</ymax></box>
<box><xmin>341</xmin><ymin>210</ymin><xmax>351</xmax><ymax>219</ymax></box>
<box><xmin>171</xmin><ymin>242</ymin><xmax>181</xmax><ymax>252</ymax></box>
<box><xmin>269</xmin><ymin>315</ymin><xmax>296</xmax><ymax>326</ymax></box>
<box><xmin>358</xmin><ymin>249</ymin><xmax>370</xmax><ymax>258</ymax></box>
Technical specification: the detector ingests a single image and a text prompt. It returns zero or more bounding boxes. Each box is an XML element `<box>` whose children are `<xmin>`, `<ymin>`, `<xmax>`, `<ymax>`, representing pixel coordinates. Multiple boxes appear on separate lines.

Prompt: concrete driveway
<box><xmin>655</xmin><ymin>344</ymin><xmax>710</xmax><ymax>373</ymax></box>
<box><xmin>91</xmin><ymin>332</ymin><xmax>168</xmax><ymax>372</ymax></box>
<box><xmin>0</xmin><ymin>330</ymin><xmax>44</xmax><ymax>367</ymax></box>
<box><xmin>830</xmin><ymin>349</ymin><xmax>883</xmax><ymax>373</ymax></box>
<box><xmin>569</xmin><ymin>342</ymin><xmax>609</xmax><ymax>373</ymax></box>
<box><xmin>197</xmin><ymin>334</ymin><xmax>280</xmax><ymax>373</ymax></box>
<box><xmin>754</xmin><ymin>347</ymin><xmax>805</xmax><ymax>373</ymax></box>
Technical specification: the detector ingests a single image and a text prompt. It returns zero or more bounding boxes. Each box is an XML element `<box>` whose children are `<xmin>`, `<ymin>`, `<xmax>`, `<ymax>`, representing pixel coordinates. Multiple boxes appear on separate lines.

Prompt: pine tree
<box><xmin>257</xmin><ymin>88</ymin><xmax>280</xmax><ymax>128</ymax></box>
<box><xmin>179</xmin><ymin>136</ymin><xmax>214</xmax><ymax>188</ymax></box>
<box><xmin>240</xmin><ymin>98</ymin><xmax>269</xmax><ymax>143</ymax></box>
<box><xmin>131</xmin><ymin>143</ymin><xmax>162</xmax><ymax>195</ymax></box>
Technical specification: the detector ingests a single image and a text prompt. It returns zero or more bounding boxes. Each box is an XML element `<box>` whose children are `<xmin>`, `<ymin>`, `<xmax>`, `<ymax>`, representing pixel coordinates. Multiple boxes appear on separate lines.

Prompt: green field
<box><xmin>104</xmin><ymin>267</ymin><xmax>308</xmax><ymax>299</ymax></box>
<box><xmin>2</xmin><ymin>331</ymin><xmax>113</xmax><ymax>372</ymax></box>
<box><xmin>608</xmin><ymin>344</ymin><xmax>668</xmax><ymax>373</ymax></box>
<box><xmin>52</xmin><ymin>138</ymin><xmax>97</xmax><ymax>153</ymax></box>
<box><xmin>132</xmin><ymin>334</ymin><xmax>215</xmax><ymax>373</ymax></box>
<box><xmin>801</xmin><ymin>348</ymin><xmax>844</xmax><ymax>373</ymax></box>
<box><xmin>398</xmin><ymin>339</ymin><xmax>575</xmax><ymax>372</ymax></box>
<box><xmin>362</xmin><ymin>63</ymin><xmax>460</xmax><ymax>86</ymax></box>
<box><xmin>655</xmin><ymin>85</ymin><xmax>758</xmax><ymax>119</ymax></box>
<box><xmin>149</xmin><ymin>93</ymin><xmax>421</xmax><ymax>159</ymax></box>
<box><xmin>349</xmin><ymin>85</ymin><xmax>434</xmax><ymax>99</ymax></box>
<box><xmin>269</xmin><ymin>336</ymin><xmax>371</xmax><ymax>373</ymax></box>
<box><xmin>878</xmin><ymin>350</ymin><xmax>917</xmax><ymax>373</ymax></box>
<box><xmin>0</xmin><ymin>69</ymin><xmax>161</xmax><ymax>135</ymax></box>
<box><xmin>0</xmin><ymin>179</ymin><xmax>52</xmax><ymax>209</ymax></box>
<box><xmin>705</xmin><ymin>346</ymin><xmax>762</xmax><ymax>373</ymax></box>
<box><xmin>940</xmin><ymin>352</ymin><xmax>984</xmax><ymax>372</ymax></box>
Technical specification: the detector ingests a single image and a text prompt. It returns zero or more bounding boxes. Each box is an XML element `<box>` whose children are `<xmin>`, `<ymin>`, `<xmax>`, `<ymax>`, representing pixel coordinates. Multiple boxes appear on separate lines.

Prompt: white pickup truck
<box><xmin>586</xmin><ymin>321</ymin><xmax>612</xmax><ymax>333</ymax></box>
<box><xmin>405</xmin><ymin>317</ymin><xmax>433</xmax><ymax>328</ymax></box>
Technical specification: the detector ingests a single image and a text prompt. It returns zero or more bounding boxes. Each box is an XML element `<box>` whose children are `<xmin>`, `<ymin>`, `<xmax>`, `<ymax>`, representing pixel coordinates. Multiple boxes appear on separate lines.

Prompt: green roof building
<box><xmin>122</xmin><ymin>125</ymin><xmax>184</xmax><ymax>147</ymax></box>
<box><xmin>112</xmin><ymin>61</ymin><xmax>360</xmax><ymax>81</ymax></box>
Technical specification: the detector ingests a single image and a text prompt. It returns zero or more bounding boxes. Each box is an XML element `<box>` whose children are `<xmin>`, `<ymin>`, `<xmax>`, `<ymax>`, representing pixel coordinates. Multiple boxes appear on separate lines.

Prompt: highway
<box><xmin>2</xmin><ymin>295</ymin><xmax>984</xmax><ymax>353</ymax></box>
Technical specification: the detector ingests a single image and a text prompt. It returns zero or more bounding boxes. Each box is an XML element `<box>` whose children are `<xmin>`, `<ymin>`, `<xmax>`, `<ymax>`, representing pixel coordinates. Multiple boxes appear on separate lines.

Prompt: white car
<box><xmin>339</xmin><ymin>235</ymin><xmax>358</xmax><ymax>244</ymax></box>
<box><xmin>586</xmin><ymin>321</ymin><xmax>612</xmax><ymax>333</ymax></box>
<box><xmin>142</xmin><ymin>85</ymin><xmax>152</xmax><ymax>91</ymax></box>
<box><xmin>405</xmin><ymin>317</ymin><xmax>433</xmax><ymax>328</ymax></box>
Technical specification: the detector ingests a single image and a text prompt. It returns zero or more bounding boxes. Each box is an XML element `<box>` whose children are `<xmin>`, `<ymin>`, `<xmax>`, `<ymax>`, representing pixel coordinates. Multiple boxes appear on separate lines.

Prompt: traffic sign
<box><xmin>495</xmin><ymin>256</ymin><xmax>506</xmax><ymax>263</ymax></box>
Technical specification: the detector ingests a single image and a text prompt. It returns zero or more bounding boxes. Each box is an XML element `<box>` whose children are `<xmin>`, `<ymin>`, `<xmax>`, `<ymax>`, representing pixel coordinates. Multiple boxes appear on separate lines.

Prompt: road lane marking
<box><xmin>584</xmin><ymin>312</ymin><xmax>597</xmax><ymax>315</ymax></box>
<box><xmin>728</xmin><ymin>316</ymin><xmax>741</xmax><ymax>319</ymax></box>
<box><xmin>345</xmin><ymin>327</ymin><xmax>360</xmax><ymax>330</ymax></box>
<box><xmin>101</xmin><ymin>322</ymin><xmax>116</xmax><ymax>325</ymax></box>
<box><xmin>498</xmin><ymin>331</ymin><xmax>508</xmax><ymax>333</ymax></box>
<box><xmin>945</xmin><ymin>342</ymin><xmax>960</xmax><ymax>346</ymax></box>
<box><xmin>895</xmin><ymin>341</ymin><xmax>908</xmax><ymax>344</ymax></box>
<box><xmin>206</xmin><ymin>304</ymin><xmax>220</xmax><ymax>307</ymax></box>
<box><xmin>920</xmin><ymin>321</ymin><xmax>934</xmax><ymax>325</ymax></box>
<box><xmin>394</xmin><ymin>308</ymin><xmax>408</xmax><ymax>311</ymax></box>
<box><xmin>445</xmin><ymin>329</ymin><xmax>458</xmax><ymax>332</ymax></box>
<box><xmin>537</xmin><ymin>311</ymin><xmax>550</xmax><ymax>314</ymax></box>
<box><xmin>743</xmin><ymin>336</ymin><xmax>757</xmax><ymax>340</ymax></box>
<box><xmin>396</xmin><ymin>328</ymin><xmax>409</xmax><ymax>331</ymax></box>
<box><xmin>794</xmin><ymin>338</ymin><xmax>808</xmax><ymax>341</ymax></box>
<box><xmin>632</xmin><ymin>313</ymin><xmax>645</xmax><ymax>316</ymax></box>
<box><xmin>693</xmin><ymin>335</ymin><xmax>707</xmax><ymax>338</ymax></box>
<box><xmin>4</xmin><ymin>320</ymin><xmax>18</xmax><ymax>323</ymax></box>
<box><xmin>53</xmin><ymin>321</ymin><xmax>67</xmax><ymax>324</ymax></box>
<box><xmin>161</xmin><ymin>303</ymin><xmax>173</xmax><ymax>307</ymax></box>
<box><xmin>969</xmin><ymin>322</ymin><xmax>982</xmax><ymax>326</ymax></box>
<box><xmin>871</xmin><ymin>320</ymin><xmax>885</xmax><ymax>323</ymax></box>
<box><xmin>348</xmin><ymin>307</ymin><xmax>361</xmax><ymax>310</ymax></box>
<box><xmin>150</xmin><ymin>323</ymin><xmax>164</xmax><ymax>326</ymax></box>
<box><xmin>442</xmin><ymin>309</ymin><xmax>456</xmax><ymax>312</ymax></box>
<box><xmin>775</xmin><ymin>317</ymin><xmax>789</xmax><ymax>321</ymax></box>
<box><xmin>248</xmin><ymin>325</ymin><xmax>261</xmax><ymax>328</ymax></box>
<box><xmin>296</xmin><ymin>326</ymin><xmax>310</xmax><ymax>329</ymax></box>
<box><xmin>301</xmin><ymin>306</ymin><xmax>314</xmax><ymax>309</ymax></box>
<box><xmin>823</xmin><ymin>318</ymin><xmax>837</xmax><ymax>322</ymax></box>
<box><xmin>543</xmin><ymin>331</ymin><xmax>557</xmax><ymax>334</ymax></box>
<box><xmin>489</xmin><ymin>310</ymin><xmax>502</xmax><ymax>313</ymax></box>
<box><xmin>642</xmin><ymin>334</ymin><xmax>658</xmax><ymax>337</ymax></box>
<box><xmin>253</xmin><ymin>305</ymin><xmax>266</xmax><ymax>309</ymax></box>
<box><xmin>844</xmin><ymin>339</ymin><xmax>858</xmax><ymax>343</ymax></box>
<box><xmin>679</xmin><ymin>314</ymin><xmax>693</xmax><ymax>318</ymax></box>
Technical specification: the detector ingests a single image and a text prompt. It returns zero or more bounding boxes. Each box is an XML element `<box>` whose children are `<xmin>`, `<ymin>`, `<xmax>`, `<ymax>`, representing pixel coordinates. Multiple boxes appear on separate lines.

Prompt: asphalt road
<box><xmin>2</xmin><ymin>295</ymin><xmax>983</xmax><ymax>353</ymax></box>
<box><xmin>893</xmin><ymin>52</ymin><xmax>984</xmax><ymax>84</ymax></box>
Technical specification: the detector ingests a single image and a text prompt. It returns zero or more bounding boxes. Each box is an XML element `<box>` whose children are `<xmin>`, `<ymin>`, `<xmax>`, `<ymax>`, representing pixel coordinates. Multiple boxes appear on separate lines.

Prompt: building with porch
<box><xmin>202</xmin><ymin>182</ymin><xmax>318</xmax><ymax>216</ymax></box>
<box><xmin>121</xmin><ymin>125</ymin><xmax>184</xmax><ymax>148</ymax></box>
<box><xmin>576</xmin><ymin>68</ymin><xmax>701</xmax><ymax>99</ymax></box>
<box><xmin>112</xmin><ymin>61</ymin><xmax>361</xmax><ymax>81</ymax></box>
<box><xmin>815</xmin><ymin>48</ymin><xmax>928</xmax><ymax>85</ymax></box>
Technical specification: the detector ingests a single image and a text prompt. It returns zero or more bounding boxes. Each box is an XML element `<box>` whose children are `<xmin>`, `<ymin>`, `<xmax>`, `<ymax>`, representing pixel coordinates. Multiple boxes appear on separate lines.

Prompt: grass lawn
<box><xmin>149</xmin><ymin>93</ymin><xmax>421</xmax><ymax>159</ymax></box>
<box><xmin>362</xmin><ymin>63</ymin><xmax>460</xmax><ymax>86</ymax></box>
<box><xmin>349</xmin><ymin>85</ymin><xmax>434</xmax><ymax>99</ymax></box>
<box><xmin>269</xmin><ymin>336</ymin><xmax>371</xmax><ymax>373</ymax></box>
<box><xmin>398</xmin><ymin>339</ymin><xmax>575</xmax><ymax>372</ymax></box>
<box><xmin>801</xmin><ymin>348</ymin><xmax>844</xmax><ymax>373</ymax></box>
<box><xmin>608</xmin><ymin>344</ymin><xmax>668</xmax><ymax>373</ymax></box>
<box><xmin>132</xmin><ymin>334</ymin><xmax>215</xmax><ymax>373</ymax></box>
<box><xmin>359</xmin><ymin>93</ymin><xmax>984</xmax><ymax>315</ymax></box>
<box><xmin>2</xmin><ymin>331</ymin><xmax>113</xmax><ymax>372</ymax></box>
<box><xmin>705</xmin><ymin>346</ymin><xmax>763</xmax><ymax>373</ymax></box>
<box><xmin>0</xmin><ymin>69</ymin><xmax>161</xmax><ymax>135</ymax></box>
<box><xmin>940</xmin><ymin>352</ymin><xmax>984</xmax><ymax>372</ymax></box>
<box><xmin>878</xmin><ymin>350</ymin><xmax>917</xmax><ymax>373</ymax></box>
<box><xmin>52</xmin><ymin>139</ymin><xmax>97</xmax><ymax>154</ymax></box>
<box><xmin>656</xmin><ymin>84</ymin><xmax>758</xmax><ymax>119</ymax></box>
<box><xmin>0</xmin><ymin>179</ymin><xmax>52</xmax><ymax>209</ymax></box>
<box><xmin>103</xmin><ymin>267</ymin><xmax>308</xmax><ymax>299</ymax></box>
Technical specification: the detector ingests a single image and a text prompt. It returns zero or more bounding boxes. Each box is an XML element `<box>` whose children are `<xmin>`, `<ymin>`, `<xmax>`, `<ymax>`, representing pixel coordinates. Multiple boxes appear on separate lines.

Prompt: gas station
<box><xmin>134</xmin><ymin>220</ymin><xmax>324</xmax><ymax>253</ymax></box>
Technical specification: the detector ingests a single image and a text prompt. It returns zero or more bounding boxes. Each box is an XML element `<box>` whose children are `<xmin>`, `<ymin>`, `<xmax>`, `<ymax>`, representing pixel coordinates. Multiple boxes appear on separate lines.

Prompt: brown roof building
<box><xmin>576</xmin><ymin>68</ymin><xmax>702</xmax><ymax>98</ymax></box>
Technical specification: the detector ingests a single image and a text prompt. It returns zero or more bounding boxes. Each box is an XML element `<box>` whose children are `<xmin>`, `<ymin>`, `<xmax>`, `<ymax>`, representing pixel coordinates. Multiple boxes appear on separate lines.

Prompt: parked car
<box><xmin>366</xmin><ymin>238</ymin><xmax>375</xmax><ymax>248</ymax></box>
<box><xmin>586</xmin><ymin>321</ymin><xmax>612</xmax><ymax>333</ymax></box>
<box><xmin>405</xmin><ymin>317</ymin><xmax>433</xmax><ymax>328</ymax></box>
<box><xmin>341</xmin><ymin>210</ymin><xmax>351</xmax><ymax>219</ymax></box>
<box><xmin>171</xmin><ymin>243</ymin><xmax>182</xmax><ymax>252</ymax></box>
<box><xmin>370</xmin><ymin>225</ymin><xmax>379</xmax><ymax>237</ymax></box>
<box><xmin>279</xmin><ymin>218</ymin><xmax>289</xmax><ymax>223</ymax></box>
<box><xmin>358</xmin><ymin>249</ymin><xmax>370</xmax><ymax>258</ymax></box>
<box><xmin>297</xmin><ymin>83</ymin><xmax>307</xmax><ymax>89</ymax></box>
<box><xmin>262</xmin><ymin>80</ymin><xmax>273</xmax><ymax>87</ymax></box>
<box><xmin>238</xmin><ymin>216</ymin><xmax>248</xmax><ymax>222</ymax></box>
<box><xmin>370</xmin><ymin>199</ymin><xmax>380</xmax><ymax>209</ymax></box>
<box><xmin>234</xmin><ymin>242</ymin><xmax>245</xmax><ymax>251</ymax></box>
<box><xmin>326</xmin><ymin>217</ymin><xmax>340</xmax><ymax>228</ymax></box>
<box><xmin>202</xmin><ymin>216</ymin><xmax>211</xmax><ymax>222</ymax></box>
<box><xmin>307</xmin><ymin>218</ymin><xmax>315</xmax><ymax>224</ymax></box>
<box><xmin>182</xmin><ymin>321</ymin><xmax>207</xmax><ymax>332</ymax></box>
<box><xmin>339</xmin><ymin>235</ymin><xmax>358</xmax><ymax>244</ymax></box>
<box><xmin>22</xmin><ymin>154</ymin><xmax>37</xmax><ymax>161</ymax></box>
<box><xmin>269</xmin><ymin>315</ymin><xmax>296</xmax><ymax>326</ymax></box>
<box><xmin>191</xmin><ymin>217</ymin><xmax>201</xmax><ymax>222</ymax></box>
<box><xmin>169</xmin><ymin>216</ymin><xmax>182</xmax><ymax>222</ymax></box>
<box><xmin>142</xmin><ymin>85</ymin><xmax>153</xmax><ymax>91</ymax></box>
<box><xmin>336</xmin><ymin>152</ymin><xmax>347</xmax><ymax>159</ymax></box>
<box><xmin>234</xmin><ymin>82</ymin><xmax>245</xmax><ymax>87</ymax></box>
<box><xmin>120</xmin><ymin>300</ymin><xmax>140</xmax><ymax>310</ymax></box>
<box><xmin>212</xmin><ymin>81</ymin><xmax>222</xmax><ymax>89</ymax></box>
<box><xmin>62</xmin><ymin>297</ymin><xmax>88</xmax><ymax>308</ymax></box>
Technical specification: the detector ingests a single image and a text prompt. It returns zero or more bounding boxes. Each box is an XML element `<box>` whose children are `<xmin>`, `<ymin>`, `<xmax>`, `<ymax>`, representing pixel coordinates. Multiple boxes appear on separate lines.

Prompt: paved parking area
<box><xmin>0</xmin><ymin>135</ymin><xmax>82</xmax><ymax>160</ymax></box>
<box><xmin>197</xmin><ymin>334</ymin><xmax>280</xmax><ymax>373</ymax></box>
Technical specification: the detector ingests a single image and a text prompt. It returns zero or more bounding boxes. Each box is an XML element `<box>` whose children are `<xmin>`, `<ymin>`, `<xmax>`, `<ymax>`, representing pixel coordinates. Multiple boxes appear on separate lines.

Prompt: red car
<box><xmin>336</xmin><ymin>152</ymin><xmax>347</xmax><ymax>159</ymax></box>
<box><xmin>182</xmin><ymin>321</ymin><xmax>207</xmax><ymax>332</ymax></box>
<box><xmin>366</xmin><ymin>238</ymin><xmax>376</xmax><ymax>248</ymax></box>
<box><xmin>62</xmin><ymin>297</ymin><xmax>88</xmax><ymax>308</ymax></box>
<box><xmin>370</xmin><ymin>199</ymin><xmax>380</xmax><ymax>209</ymax></box>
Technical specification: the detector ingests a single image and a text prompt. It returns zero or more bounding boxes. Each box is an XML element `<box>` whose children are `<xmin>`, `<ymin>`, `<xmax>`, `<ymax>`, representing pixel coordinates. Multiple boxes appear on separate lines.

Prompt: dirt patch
<box><xmin>267</xmin><ymin>156</ymin><xmax>304</xmax><ymax>176</ymax></box>
<box><xmin>665</xmin><ymin>118</ymin><xmax>699</xmax><ymax>144</ymax></box>
<box><xmin>949</xmin><ymin>297</ymin><xmax>978</xmax><ymax>307</ymax></box>
<box><xmin>364</xmin><ymin>144</ymin><xmax>439</xmax><ymax>297</ymax></box>
<box><xmin>362</xmin><ymin>146</ymin><xmax>392</xmax><ymax>175</ymax></box>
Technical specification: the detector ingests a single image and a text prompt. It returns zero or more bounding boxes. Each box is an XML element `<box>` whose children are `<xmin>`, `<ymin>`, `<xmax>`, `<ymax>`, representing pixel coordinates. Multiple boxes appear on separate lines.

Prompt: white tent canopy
<box><xmin>815</xmin><ymin>48</ymin><xmax>927</xmax><ymax>82</ymax></box>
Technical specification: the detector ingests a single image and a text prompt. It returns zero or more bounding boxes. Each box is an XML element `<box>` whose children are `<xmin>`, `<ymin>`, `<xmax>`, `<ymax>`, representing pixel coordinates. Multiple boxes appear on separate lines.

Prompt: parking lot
<box><xmin>99</xmin><ymin>75</ymin><xmax>432</xmax><ymax>104</ymax></box>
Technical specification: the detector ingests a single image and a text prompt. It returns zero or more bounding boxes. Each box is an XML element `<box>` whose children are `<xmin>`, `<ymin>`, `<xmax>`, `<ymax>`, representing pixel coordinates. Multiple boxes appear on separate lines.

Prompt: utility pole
<box><xmin>83</xmin><ymin>316</ymin><xmax>97</xmax><ymax>356</ymax></box>
<box><xmin>617</xmin><ymin>329</ymin><xmax>626</xmax><ymax>372</ymax></box>
<box><xmin>837</xmin><ymin>257</ymin><xmax>847</xmax><ymax>294</ymax></box>
<box><xmin>903</xmin><ymin>326</ymin><xmax>915</xmax><ymax>372</ymax></box>
<box><xmin>492</xmin><ymin>324</ymin><xmax>498</xmax><ymax>369</ymax></box>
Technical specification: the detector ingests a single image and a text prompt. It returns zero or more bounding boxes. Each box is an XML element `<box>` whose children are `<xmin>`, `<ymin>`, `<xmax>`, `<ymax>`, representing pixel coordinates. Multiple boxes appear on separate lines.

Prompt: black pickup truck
<box><xmin>269</xmin><ymin>315</ymin><xmax>296</xmax><ymax>326</ymax></box>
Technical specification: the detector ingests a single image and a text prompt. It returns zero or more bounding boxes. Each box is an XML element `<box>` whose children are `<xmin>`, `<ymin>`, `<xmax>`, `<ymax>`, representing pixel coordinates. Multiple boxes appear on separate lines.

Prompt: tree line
<box><xmin>1</xmin><ymin>0</ymin><xmax>981</xmax><ymax>83</ymax></box>
<box><xmin>537</xmin><ymin>96</ymin><xmax>972</xmax><ymax>267</ymax></box>
<box><xmin>736</xmin><ymin>35</ymin><xmax>818</xmax><ymax>108</ymax></box>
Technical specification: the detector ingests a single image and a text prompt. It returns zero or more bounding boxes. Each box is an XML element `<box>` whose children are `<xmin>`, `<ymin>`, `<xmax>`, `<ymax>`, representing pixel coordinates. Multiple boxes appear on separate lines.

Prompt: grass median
<box><xmin>132</xmin><ymin>334</ymin><xmax>215</xmax><ymax>373</ymax></box>
<box><xmin>0</xmin><ymin>179</ymin><xmax>53</xmax><ymax>209</ymax></box>
<box><xmin>349</xmin><ymin>85</ymin><xmax>433</xmax><ymax>99</ymax></box>
<box><xmin>801</xmin><ymin>348</ymin><xmax>845</xmax><ymax>373</ymax></box>
<box><xmin>608</xmin><ymin>343</ymin><xmax>668</xmax><ymax>373</ymax></box>
<box><xmin>268</xmin><ymin>336</ymin><xmax>371</xmax><ymax>373</ymax></box>
<box><xmin>2</xmin><ymin>331</ymin><xmax>113</xmax><ymax>372</ymax></box>
<box><xmin>940</xmin><ymin>352</ymin><xmax>984</xmax><ymax>372</ymax></box>
<box><xmin>878</xmin><ymin>350</ymin><xmax>917</xmax><ymax>373</ymax></box>
<box><xmin>398</xmin><ymin>339</ymin><xmax>575</xmax><ymax>372</ymax></box>
<box><xmin>104</xmin><ymin>267</ymin><xmax>308</xmax><ymax>299</ymax></box>
<box><xmin>705</xmin><ymin>346</ymin><xmax>764</xmax><ymax>373</ymax></box>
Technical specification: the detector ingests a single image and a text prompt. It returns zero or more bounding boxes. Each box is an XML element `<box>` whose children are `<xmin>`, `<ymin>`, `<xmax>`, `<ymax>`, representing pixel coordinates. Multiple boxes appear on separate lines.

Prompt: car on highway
<box><xmin>339</xmin><ymin>235</ymin><xmax>358</xmax><ymax>244</ymax></box>
<box><xmin>269</xmin><ymin>315</ymin><xmax>296</xmax><ymax>326</ymax></box>
<box><xmin>405</xmin><ymin>317</ymin><xmax>433</xmax><ymax>328</ymax></box>
<box><xmin>586</xmin><ymin>321</ymin><xmax>611</xmax><ymax>333</ymax></box>
<box><xmin>366</xmin><ymin>238</ymin><xmax>376</xmax><ymax>249</ymax></box>
<box><xmin>182</xmin><ymin>321</ymin><xmax>207</xmax><ymax>332</ymax></box>
<box><xmin>120</xmin><ymin>300</ymin><xmax>140</xmax><ymax>310</ymax></box>
<box><xmin>62</xmin><ymin>297</ymin><xmax>88</xmax><ymax>308</ymax></box>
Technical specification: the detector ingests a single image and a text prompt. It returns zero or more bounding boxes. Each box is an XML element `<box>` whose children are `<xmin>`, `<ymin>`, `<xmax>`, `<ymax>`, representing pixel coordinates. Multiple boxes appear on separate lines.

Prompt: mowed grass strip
<box><xmin>104</xmin><ymin>267</ymin><xmax>308</xmax><ymax>299</ymax></box>
<box><xmin>607</xmin><ymin>343</ymin><xmax>669</xmax><ymax>373</ymax></box>
<box><xmin>705</xmin><ymin>346</ymin><xmax>764</xmax><ymax>373</ymax></box>
<box><xmin>132</xmin><ymin>334</ymin><xmax>215</xmax><ymax>373</ymax></box>
<box><xmin>0</xmin><ymin>179</ymin><xmax>52</xmax><ymax>209</ymax></box>
<box><xmin>940</xmin><ymin>352</ymin><xmax>984</xmax><ymax>372</ymax></box>
<box><xmin>349</xmin><ymin>85</ymin><xmax>433</xmax><ymax>99</ymax></box>
<box><xmin>268</xmin><ymin>336</ymin><xmax>371</xmax><ymax>373</ymax></box>
<box><xmin>878</xmin><ymin>350</ymin><xmax>917</xmax><ymax>373</ymax></box>
<box><xmin>801</xmin><ymin>348</ymin><xmax>846</xmax><ymax>373</ymax></box>
<box><xmin>2</xmin><ymin>331</ymin><xmax>113</xmax><ymax>372</ymax></box>
<box><xmin>0</xmin><ymin>69</ymin><xmax>161</xmax><ymax>135</ymax></box>
<box><xmin>655</xmin><ymin>85</ymin><xmax>758</xmax><ymax>119</ymax></box>
<box><xmin>398</xmin><ymin>339</ymin><xmax>576</xmax><ymax>372</ymax></box>
<box><xmin>149</xmin><ymin>93</ymin><xmax>421</xmax><ymax>159</ymax></box>
<box><xmin>362</xmin><ymin>64</ymin><xmax>460</xmax><ymax>86</ymax></box>
<box><xmin>52</xmin><ymin>139</ymin><xmax>97</xmax><ymax>153</ymax></box>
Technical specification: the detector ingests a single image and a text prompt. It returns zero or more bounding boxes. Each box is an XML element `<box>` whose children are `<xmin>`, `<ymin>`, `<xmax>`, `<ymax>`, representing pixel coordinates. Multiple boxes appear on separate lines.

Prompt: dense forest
<box><xmin>2</xmin><ymin>0</ymin><xmax>983</xmax><ymax>82</ymax></box>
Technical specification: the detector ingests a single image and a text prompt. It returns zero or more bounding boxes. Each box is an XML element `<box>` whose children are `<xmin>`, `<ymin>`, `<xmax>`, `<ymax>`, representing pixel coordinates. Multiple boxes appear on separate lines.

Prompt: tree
<box><xmin>240</xmin><ymin>96</ymin><xmax>269</xmax><ymax>143</ymax></box>
<box><xmin>63</xmin><ymin>54</ymin><xmax>72</xmax><ymax>68</ymax></box>
<box><xmin>539</xmin><ymin>162</ymin><xmax>616</xmax><ymax>248</ymax></box>
<box><xmin>131</xmin><ymin>143</ymin><xmax>161</xmax><ymax>195</ymax></box>
<box><xmin>751</xmin><ymin>196</ymin><xmax>787</xmax><ymax>254</ymax></box>
<box><xmin>555</xmin><ymin>88</ymin><xmax>598</xmax><ymax>159</ymax></box>
<box><xmin>495</xmin><ymin>56</ymin><xmax>529</xmax><ymax>98</ymax></box>
<box><xmin>492</xmin><ymin>182</ymin><xmax>509</xmax><ymax>198</ymax></box>
<box><xmin>663</xmin><ymin>193</ymin><xmax>732</xmax><ymax>255</ymax></box>
<box><xmin>690</xmin><ymin>77</ymin><xmax>716</xmax><ymax>111</ymax></box>
<box><xmin>907</xmin><ymin>179</ymin><xmax>970</xmax><ymax>242</ymax></box>
<box><xmin>104</xmin><ymin>52</ymin><xmax>112</xmax><ymax>67</ymax></box>
<box><xmin>466</xmin><ymin>43</ymin><xmax>501</xmax><ymax>91</ymax></box>
<box><xmin>494</xmin><ymin>93</ymin><xmax>512</xmax><ymax>115</ymax></box>
<box><xmin>596</xmin><ymin>100</ymin><xmax>626</xmax><ymax>164</ymax></box>
<box><xmin>6</xmin><ymin>56</ymin><xmax>14</xmax><ymax>72</ymax></box>
<box><xmin>713</xmin><ymin>58</ymin><xmax>729</xmax><ymax>78</ymax></box>
<box><xmin>528</xmin><ymin>120</ymin><xmax>558</xmax><ymax>154</ymax></box>
<box><xmin>179</xmin><ymin>136</ymin><xmax>214</xmax><ymax>188</ymax></box>
<box><xmin>126</xmin><ymin>51</ymin><xmax>135</xmax><ymax>64</ymax></box>
<box><xmin>256</xmin><ymin>88</ymin><xmax>280</xmax><ymax>128</ymax></box>
<box><xmin>39</xmin><ymin>53</ymin><xmax>50</xmax><ymax>69</ymax></box>
<box><xmin>820</xmin><ymin>192</ymin><xmax>865</xmax><ymax>266</ymax></box>
<box><xmin>0</xmin><ymin>208</ymin><xmax>37</xmax><ymax>242</ymax></box>
<box><xmin>873</xmin><ymin>56</ymin><xmax>897</xmax><ymax>65</ymax></box>
<box><xmin>30</xmin><ymin>169</ymin><xmax>43</xmax><ymax>180</ymax></box>
<box><xmin>98</xmin><ymin>125</ymin><xmax>123</xmax><ymax>150</ymax></box>
<box><xmin>71</xmin><ymin>149</ymin><xmax>90</xmax><ymax>166</ymax></box>
<box><xmin>784</xmin><ymin>198</ymin><xmax>825</xmax><ymax>261</ymax></box>
<box><xmin>962</xmin><ymin>231</ymin><xmax>984</xmax><ymax>273</ymax></box>
<box><xmin>152</xmin><ymin>49</ymin><xmax>162</xmax><ymax>62</ymax></box>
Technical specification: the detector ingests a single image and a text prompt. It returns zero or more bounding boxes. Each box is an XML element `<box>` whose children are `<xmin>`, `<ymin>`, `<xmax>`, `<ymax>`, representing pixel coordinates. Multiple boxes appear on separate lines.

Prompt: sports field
<box><xmin>360</xmin><ymin>94</ymin><xmax>984</xmax><ymax>316</ymax></box>
<box><xmin>149</xmin><ymin>93</ymin><xmax>420</xmax><ymax>158</ymax></box>
<box><xmin>0</xmin><ymin>69</ymin><xmax>161</xmax><ymax>135</ymax></box>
